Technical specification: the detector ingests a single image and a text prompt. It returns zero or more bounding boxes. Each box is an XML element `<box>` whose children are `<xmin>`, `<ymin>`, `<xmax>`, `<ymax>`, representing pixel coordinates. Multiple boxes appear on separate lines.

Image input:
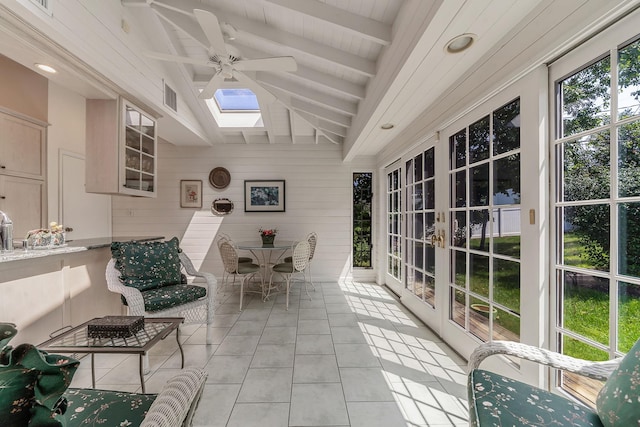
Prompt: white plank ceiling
<box><xmin>0</xmin><ymin>0</ymin><xmax>638</xmax><ymax>160</ymax></box>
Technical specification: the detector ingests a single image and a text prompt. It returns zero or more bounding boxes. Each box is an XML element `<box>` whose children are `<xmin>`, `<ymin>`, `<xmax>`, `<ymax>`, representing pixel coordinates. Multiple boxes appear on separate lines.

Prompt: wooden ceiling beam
<box><xmin>136</xmin><ymin>0</ymin><xmax>376</xmax><ymax>76</ymax></box>
<box><xmin>264</xmin><ymin>0</ymin><xmax>391</xmax><ymax>45</ymax></box>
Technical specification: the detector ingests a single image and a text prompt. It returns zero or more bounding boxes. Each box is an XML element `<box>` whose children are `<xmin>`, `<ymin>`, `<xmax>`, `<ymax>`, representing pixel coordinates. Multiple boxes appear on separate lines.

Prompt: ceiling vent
<box><xmin>164</xmin><ymin>82</ymin><xmax>177</xmax><ymax>112</ymax></box>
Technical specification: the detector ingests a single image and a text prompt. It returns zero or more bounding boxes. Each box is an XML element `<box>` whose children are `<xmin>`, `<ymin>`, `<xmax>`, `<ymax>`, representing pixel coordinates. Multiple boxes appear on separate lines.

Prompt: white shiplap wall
<box><xmin>112</xmin><ymin>142</ymin><xmax>363</xmax><ymax>281</ymax></box>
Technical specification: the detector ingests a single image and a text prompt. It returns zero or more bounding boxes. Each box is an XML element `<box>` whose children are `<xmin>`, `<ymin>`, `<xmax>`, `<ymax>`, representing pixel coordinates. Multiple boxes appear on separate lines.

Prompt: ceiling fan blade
<box><xmin>193</xmin><ymin>9</ymin><xmax>228</xmax><ymax>57</ymax></box>
<box><xmin>198</xmin><ymin>73</ymin><xmax>225</xmax><ymax>99</ymax></box>
<box><xmin>145</xmin><ymin>51</ymin><xmax>210</xmax><ymax>66</ymax></box>
<box><xmin>233</xmin><ymin>71</ymin><xmax>277</xmax><ymax>104</ymax></box>
<box><xmin>234</xmin><ymin>57</ymin><xmax>297</xmax><ymax>72</ymax></box>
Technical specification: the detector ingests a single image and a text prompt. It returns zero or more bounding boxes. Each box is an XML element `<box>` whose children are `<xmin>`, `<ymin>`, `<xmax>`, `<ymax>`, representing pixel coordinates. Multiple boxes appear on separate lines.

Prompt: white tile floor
<box><xmin>70</xmin><ymin>281</ymin><xmax>469</xmax><ymax>426</ymax></box>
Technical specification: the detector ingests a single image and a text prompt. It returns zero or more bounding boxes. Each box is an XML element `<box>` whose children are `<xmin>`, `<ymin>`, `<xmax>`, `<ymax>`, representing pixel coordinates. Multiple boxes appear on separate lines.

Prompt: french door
<box><xmin>385</xmin><ymin>72</ymin><xmax>544</xmax><ymax>378</ymax></box>
<box><xmin>385</xmin><ymin>162</ymin><xmax>403</xmax><ymax>294</ymax></box>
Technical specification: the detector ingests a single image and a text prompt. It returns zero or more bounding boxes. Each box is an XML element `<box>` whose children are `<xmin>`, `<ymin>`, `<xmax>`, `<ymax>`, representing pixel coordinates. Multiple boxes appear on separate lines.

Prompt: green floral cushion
<box><xmin>0</xmin><ymin>360</ymin><xmax>39</xmax><ymax>426</ymax></box>
<box><xmin>0</xmin><ymin>343</ymin><xmax>79</xmax><ymax>427</ymax></box>
<box><xmin>61</xmin><ymin>387</ymin><xmax>156</xmax><ymax>427</ymax></box>
<box><xmin>111</xmin><ymin>237</ymin><xmax>182</xmax><ymax>291</ymax></box>
<box><xmin>468</xmin><ymin>368</ymin><xmax>603</xmax><ymax>427</ymax></box>
<box><xmin>596</xmin><ymin>338</ymin><xmax>640</xmax><ymax>426</ymax></box>
<box><xmin>141</xmin><ymin>284</ymin><xmax>207</xmax><ymax>312</ymax></box>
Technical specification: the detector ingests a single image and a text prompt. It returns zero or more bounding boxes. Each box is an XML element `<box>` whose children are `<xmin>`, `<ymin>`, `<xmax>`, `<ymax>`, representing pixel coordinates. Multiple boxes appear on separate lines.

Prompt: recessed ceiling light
<box><xmin>445</xmin><ymin>34</ymin><xmax>475</xmax><ymax>54</ymax></box>
<box><xmin>35</xmin><ymin>63</ymin><xmax>57</xmax><ymax>74</ymax></box>
<box><xmin>381</xmin><ymin>123</ymin><xmax>394</xmax><ymax>130</ymax></box>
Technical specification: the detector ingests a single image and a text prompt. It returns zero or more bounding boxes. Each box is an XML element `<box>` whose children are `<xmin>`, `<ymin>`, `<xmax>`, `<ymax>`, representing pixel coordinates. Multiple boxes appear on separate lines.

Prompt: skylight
<box><xmin>214</xmin><ymin>89</ymin><xmax>259</xmax><ymax>111</ymax></box>
<box><xmin>205</xmin><ymin>88</ymin><xmax>264</xmax><ymax>128</ymax></box>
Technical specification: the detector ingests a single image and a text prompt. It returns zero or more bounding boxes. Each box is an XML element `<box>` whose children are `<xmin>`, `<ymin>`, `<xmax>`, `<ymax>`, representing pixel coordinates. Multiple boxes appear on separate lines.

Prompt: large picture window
<box><xmin>553</xmin><ymin>34</ymin><xmax>640</xmax><ymax>404</ymax></box>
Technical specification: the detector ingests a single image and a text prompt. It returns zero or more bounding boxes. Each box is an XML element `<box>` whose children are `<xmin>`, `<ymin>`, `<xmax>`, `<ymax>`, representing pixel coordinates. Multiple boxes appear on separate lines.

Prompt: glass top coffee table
<box><xmin>39</xmin><ymin>317</ymin><xmax>184</xmax><ymax>393</ymax></box>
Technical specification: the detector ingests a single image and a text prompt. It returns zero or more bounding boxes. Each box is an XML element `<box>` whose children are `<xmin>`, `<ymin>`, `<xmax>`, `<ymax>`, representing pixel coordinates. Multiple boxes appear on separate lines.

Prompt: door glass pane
<box><xmin>414</xmin><ymin>154</ymin><xmax>423</xmax><ymax>182</ymax></box>
<box><xmin>452</xmin><ymin>171</ymin><xmax>466</xmax><ymax>208</ymax></box>
<box><xmin>125</xmin><ymin>128</ymin><xmax>140</xmax><ymax>150</ymax></box>
<box><xmin>425</xmin><ymin>148</ymin><xmax>434</xmax><ymax>177</ymax></box>
<box><xmin>141</xmin><ymin>113</ymin><xmax>155</xmax><ymax>137</ymax></box>
<box><xmin>561</xmin><ymin>131</ymin><xmax>610</xmax><ymax>202</ymax></box>
<box><xmin>452</xmin><ymin>211</ymin><xmax>467</xmax><ymax>248</ymax></box>
<box><xmin>469</xmin><ymin>116</ymin><xmax>490</xmax><ymax>164</ymax></box>
<box><xmin>451</xmin><ymin>288</ymin><xmax>466</xmax><ymax>328</ymax></box>
<box><xmin>125</xmin><ymin>106</ymin><xmax>141</xmax><ymax>128</ymax></box>
<box><xmin>470</xmin><ymin>254</ymin><xmax>489</xmax><ymax>297</ymax></box>
<box><xmin>470</xmin><ymin>163</ymin><xmax>489</xmax><ymax>207</ymax></box>
<box><xmin>493</xmin><ymin>208</ymin><xmax>520</xmax><ymax>258</ymax></box>
<box><xmin>618</xmin><ymin>202</ymin><xmax>640</xmax><ymax>278</ymax></box>
<box><xmin>425</xmin><ymin>180</ymin><xmax>434</xmax><ymax>209</ymax></box>
<box><xmin>493</xmin><ymin>98</ymin><xmax>521</xmax><ymax>155</ymax></box>
<box><xmin>469</xmin><ymin>296</ymin><xmax>490</xmax><ymax>341</ymax></box>
<box><xmin>563</xmin><ymin>205</ymin><xmax>610</xmax><ymax>272</ymax></box>
<box><xmin>562</xmin><ymin>272</ymin><xmax>609</xmax><ymax>345</ymax></box>
<box><xmin>560</xmin><ymin>55</ymin><xmax>611</xmax><ymax>138</ymax></box>
<box><xmin>617</xmin><ymin>121</ymin><xmax>640</xmax><ymax>197</ymax></box>
<box><xmin>450</xmin><ymin>130</ymin><xmax>466</xmax><ymax>169</ymax></box>
<box><xmin>618</xmin><ymin>38</ymin><xmax>640</xmax><ymax>120</ymax></box>
<box><xmin>452</xmin><ymin>250</ymin><xmax>466</xmax><ymax>286</ymax></box>
<box><xmin>618</xmin><ymin>281</ymin><xmax>640</xmax><ymax>352</ymax></box>
<box><xmin>469</xmin><ymin>209</ymin><xmax>490</xmax><ymax>252</ymax></box>
<box><xmin>493</xmin><ymin>258</ymin><xmax>520</xmax><ymax>313</ymax></box>
<box><xmin>414</xmin><ymin>183</ymin><xmax>423</xmax><ymax>210</ymax></box>
<box><xmin>493</xmin><ymin>307</ymin><xmax>520</xmax><ymax>341</ymax></box>
<box><xmin>494</xmin><ymin>154</ymin><xmax>520</xmax><ymax>205</ymax></box>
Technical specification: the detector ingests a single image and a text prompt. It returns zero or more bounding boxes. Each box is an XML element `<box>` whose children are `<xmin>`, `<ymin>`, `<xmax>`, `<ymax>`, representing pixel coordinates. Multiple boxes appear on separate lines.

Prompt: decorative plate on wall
<box><xmin>209</xmin><ymin>167</ymin><xmax>231</xmax><ymax>189</ymax></box>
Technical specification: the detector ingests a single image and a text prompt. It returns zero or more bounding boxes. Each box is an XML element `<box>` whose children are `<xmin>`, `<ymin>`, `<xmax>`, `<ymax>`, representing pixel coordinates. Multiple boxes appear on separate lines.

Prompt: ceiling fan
<box><xmin>146</xmin><ymin>9</ymin><xmax>297</xmax><ymax>101</ymax></box>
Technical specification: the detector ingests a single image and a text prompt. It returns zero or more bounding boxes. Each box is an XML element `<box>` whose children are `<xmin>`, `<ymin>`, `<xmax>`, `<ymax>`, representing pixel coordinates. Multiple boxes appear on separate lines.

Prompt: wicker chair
<box><xmin>62</xmin><ymin>368</ymin><xmax>207</xmax><ymax>427</ymax></box>
<box><xmin>284</xmin><ymin>232</ymin><xmax>317</xmax><ymax>291</ymax></box>
<box><xmin>215</xmin><ymin>233</ymin><xmax>254</xmax><ymax>293</ymax></box>
<box><xmin>219</xmin><ymin>240</ymin><xmax>260</xmax><ymax>311</ymax></box>
<box><xmin>467</xmin><ymin>340</ymin><xmax>637</xmax><ymax>426</ymax></box>
<box><xmin>106</xmin><ymin>252</ymin><xmax>216</xmax><ymax>344</ymax></box>
<box><xmin>270</xmin><ymin>240</ymin><xmax>310</xmax><ymax>310</ymax></box>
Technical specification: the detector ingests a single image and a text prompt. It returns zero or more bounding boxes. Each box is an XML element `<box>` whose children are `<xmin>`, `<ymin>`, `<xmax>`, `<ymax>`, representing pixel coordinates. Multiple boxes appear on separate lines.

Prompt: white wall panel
<box><xmin>112</xmin><ymin>142</ymin><xmax>360</xmax><ymax>281</ymax></box>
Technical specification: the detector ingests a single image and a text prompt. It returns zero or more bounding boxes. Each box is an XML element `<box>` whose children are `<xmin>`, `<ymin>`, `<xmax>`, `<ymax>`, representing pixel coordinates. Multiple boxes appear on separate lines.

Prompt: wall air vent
<box><xmin>28</xmin><ymin>0</ymin><xmax>52</xmax><ymax>15</ymax></box>
<box><xmin>164</xmin><ymin>81</ymin><xmax>177</xmax><ymax>112</ymax></box>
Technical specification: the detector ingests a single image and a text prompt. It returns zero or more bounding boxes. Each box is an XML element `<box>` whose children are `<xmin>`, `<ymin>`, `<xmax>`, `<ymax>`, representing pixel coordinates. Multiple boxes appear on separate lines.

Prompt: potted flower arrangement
<box><xmin>259</xmin><ymin>227</ymin><xmax>277</xmax><ymax>245</ymax></box>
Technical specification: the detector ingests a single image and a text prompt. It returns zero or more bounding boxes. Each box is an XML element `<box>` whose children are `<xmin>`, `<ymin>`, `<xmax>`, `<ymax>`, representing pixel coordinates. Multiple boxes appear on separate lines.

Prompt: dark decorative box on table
<box><xmin>87</xmin><ymin>316</ymin><xmax>145</xmax><ymax>338</ymax></box>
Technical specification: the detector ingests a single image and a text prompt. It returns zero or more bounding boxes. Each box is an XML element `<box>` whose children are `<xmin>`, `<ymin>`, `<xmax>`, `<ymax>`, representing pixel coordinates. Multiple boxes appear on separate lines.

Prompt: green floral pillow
<box><xmin>596</xmin><ymin>338</ymin><xmax>640</xmax><ymax>426</ymax></box>
<box><xmin>111</xmin><ymin>237</ymin><xmax>182</xmax><ymax>291</ymax></box>
<box><xmin>0</xmin><ymin>343</ymin><xmax>79</xmax><ymax>427</ymax></box>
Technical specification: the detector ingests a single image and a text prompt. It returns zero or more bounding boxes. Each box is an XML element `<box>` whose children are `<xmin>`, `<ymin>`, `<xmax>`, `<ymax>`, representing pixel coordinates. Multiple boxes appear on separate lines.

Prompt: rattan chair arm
<box><xmin>141</xmin><ymin>368</ymin><xmax>208</xmax><ymax>427</ymax></box>
<box><xmin>468</xmin><ymin>340</ymin><xmax>621</xmax><ymax>381</ymax></box>
<box><xmin>179</xmin><ymin>252</ymin><xmax>217</xmax><ymax>295</ymax></box>
<box><xmin>105</xmin><ymin>259</ymin><xmax>146</xmax><ymax>316</ymax></box>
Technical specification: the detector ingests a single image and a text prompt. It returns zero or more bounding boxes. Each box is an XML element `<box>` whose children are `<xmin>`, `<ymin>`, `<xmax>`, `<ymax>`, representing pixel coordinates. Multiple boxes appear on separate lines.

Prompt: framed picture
<box><xmin>180</xmin><ymin>180</ymin><xmax>203</xmax><ymax>208</ymax></box>
<box><xmin>244</xmin><ymin>180</ymin><xmax>285</xmax><ymax>212</ymax></box>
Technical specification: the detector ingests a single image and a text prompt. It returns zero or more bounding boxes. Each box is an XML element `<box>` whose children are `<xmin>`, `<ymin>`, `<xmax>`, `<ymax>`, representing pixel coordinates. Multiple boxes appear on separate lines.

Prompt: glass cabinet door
<box><xmin>123</xmin><ymin>103</ymin><xmax>156</xmax><ymax>194</ymax></box>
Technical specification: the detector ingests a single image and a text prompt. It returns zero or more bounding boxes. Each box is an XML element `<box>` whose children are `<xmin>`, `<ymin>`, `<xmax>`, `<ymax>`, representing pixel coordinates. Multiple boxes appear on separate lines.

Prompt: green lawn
<box><xmin>462</xmin><ymin>233</ymin><xmax>640</xmax><ymax>358</ymax></box>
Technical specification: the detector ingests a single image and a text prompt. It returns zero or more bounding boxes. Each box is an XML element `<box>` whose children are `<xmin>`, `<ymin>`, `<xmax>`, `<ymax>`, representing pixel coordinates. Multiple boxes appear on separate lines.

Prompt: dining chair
<box><xmin>284</xmin><ymin>232</ymin><xmax>317</xmax><ymax>291</ymax></box>
<box><xmin>215</xmin><ymin>233</ymin><xmax>254</xmax><ymax>294</ymax></box>
<box><xmin>270</xmin><ymin>240</ymin><xmax>311</xmax><ymax>310</ymax></box>
<box><xmin>219</xmin><ymin>240</ymin><xmax>261</xmax><ymax>311</ymax></box>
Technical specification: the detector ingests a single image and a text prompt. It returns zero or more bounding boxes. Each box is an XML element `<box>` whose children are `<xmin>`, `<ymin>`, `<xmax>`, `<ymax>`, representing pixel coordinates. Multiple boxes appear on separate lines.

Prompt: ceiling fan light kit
<box><xmin>145</xmin><ymin>9</ymin><xmax>297</xmax><ymax>101</ymax></box>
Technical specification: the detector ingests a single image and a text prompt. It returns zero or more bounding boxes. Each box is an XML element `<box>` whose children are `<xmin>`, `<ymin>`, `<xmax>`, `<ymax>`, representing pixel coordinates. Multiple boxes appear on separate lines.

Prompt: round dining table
<box><xmin>236</xmin><ymin>240</ymin><xmax>296</xmax><ymax>300</ymax></box>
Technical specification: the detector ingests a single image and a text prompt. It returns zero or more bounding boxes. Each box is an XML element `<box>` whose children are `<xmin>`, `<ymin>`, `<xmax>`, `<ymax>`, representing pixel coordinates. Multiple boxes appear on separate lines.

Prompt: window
<box><xmin>353</xmin><ymin>172</ymin><xmax>372</xmax><ymax>268</ymax></box>
<box><xmin>553</xmin><ymin>35</ymin><xmax>640</xmax><ymax>404</ymax></box>
<box><xmin>214</xmin><ymin>89</ymin><xmax>260</xmax><ymax>111</ymax></box>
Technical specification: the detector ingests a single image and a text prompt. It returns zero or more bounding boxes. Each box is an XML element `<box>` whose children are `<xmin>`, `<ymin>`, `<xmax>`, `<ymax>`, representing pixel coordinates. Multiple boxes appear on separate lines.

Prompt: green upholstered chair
<box><xmin>467</xmin><ymin>338</ymin><xmax>640</xmax><ymax>426</ymax></box>
<box><xmin>106</xmin><ymin>238</ymin><xmax>216</xmax><ymax>344</ymax></box>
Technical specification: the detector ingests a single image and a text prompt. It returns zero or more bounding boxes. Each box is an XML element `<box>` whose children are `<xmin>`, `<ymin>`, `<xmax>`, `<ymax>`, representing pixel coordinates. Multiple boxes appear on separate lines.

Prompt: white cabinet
<box><xmin>0</xmin><ymin>111</ymin><xmax>47</xmax><ymax>236</ymax></box>
<box><xmin>0</xmin><ymin>175</ymin><xmax>45</xmax><ymax>238</ymax></box>
<box><xmin>85</xmin><ymin>98</ymin><xmax>157</xmax><ymax>197</ymax></box>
